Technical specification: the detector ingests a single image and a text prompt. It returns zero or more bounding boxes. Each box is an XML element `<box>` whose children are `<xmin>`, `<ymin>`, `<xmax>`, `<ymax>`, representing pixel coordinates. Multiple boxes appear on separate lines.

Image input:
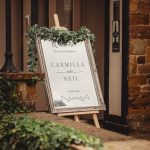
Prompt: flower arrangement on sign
<box><xmin>27</xmin><ymin>24</ymin><xmax>95</xmax><ymax>72</ymax></box>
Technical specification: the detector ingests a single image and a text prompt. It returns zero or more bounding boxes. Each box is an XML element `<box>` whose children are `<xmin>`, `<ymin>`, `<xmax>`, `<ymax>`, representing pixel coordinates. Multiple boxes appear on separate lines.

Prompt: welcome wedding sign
<box><xmin>36</xmin><ymin>39</ymin><xmax>105</xmax><ymax>113</ymax></box>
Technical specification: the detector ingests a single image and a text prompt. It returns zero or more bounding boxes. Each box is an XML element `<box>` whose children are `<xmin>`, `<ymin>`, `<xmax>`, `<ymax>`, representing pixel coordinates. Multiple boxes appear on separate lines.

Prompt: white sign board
<box><xmin>36</xmin><ymin>39</ymin><xmax>105</xmax><ymax>113</ymax></box>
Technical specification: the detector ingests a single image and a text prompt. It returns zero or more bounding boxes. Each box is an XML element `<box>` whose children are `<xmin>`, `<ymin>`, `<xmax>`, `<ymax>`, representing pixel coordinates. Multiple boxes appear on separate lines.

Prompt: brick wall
<box><xmin>128</xmin><ymin>0</ymin><xmax>150</xmax><ymax>134</ymax></box>
<box><xmin>0</xmin><ymin>72</ymin><xmax>45</xmax><ymax>111</ymax></box>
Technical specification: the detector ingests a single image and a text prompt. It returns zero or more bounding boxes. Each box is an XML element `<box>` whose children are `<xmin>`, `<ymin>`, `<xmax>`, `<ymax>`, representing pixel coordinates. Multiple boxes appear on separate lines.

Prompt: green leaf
<box><xmin>27</xmin><ymin>24</ymin><xmax>95</xmax><ymax>72</ymax></box>
<box><xmin>0</xmin><ymin>115</ymin><xmax>104</xmax><ymax>150</ymax></box>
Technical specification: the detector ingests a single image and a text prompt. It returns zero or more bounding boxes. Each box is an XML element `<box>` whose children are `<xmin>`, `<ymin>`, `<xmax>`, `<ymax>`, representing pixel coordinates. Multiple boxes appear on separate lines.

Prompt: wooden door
<box><xmin>49</xmin><ymin>0</ymin><xmax>81</xmax><ymax>30</ymax></box>
<box><xmin>23</xmin><ymin>0</ymin><xmax>31</xmax><ymax>71</ymax></box>
<box><xmin>0</xmin><ymin>0</ymin><xmax>5</xmax><ymax>68</ymax></box>
<box><xmin>81</xmin><ymin>0</ymin><xmax>105</xmax><ymax>93</ymax></box>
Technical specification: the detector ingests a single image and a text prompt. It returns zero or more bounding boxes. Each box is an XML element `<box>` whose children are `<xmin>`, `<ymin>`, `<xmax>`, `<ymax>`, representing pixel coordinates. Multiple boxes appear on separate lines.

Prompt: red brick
<box><xmin>17</xmin><ymin>82</ymin><xmax>37</xmax><ymax>102</ymax></box>
<box><xmin>128</xmin><ymin>74</ymin><xmax>147</xmax><ymax>85</ymax></box>
<box><xmin>128</xmin><ymin>108</ymin><xmax>150</xmax><ymax>121</ymax></box>
<box><xmin>128</xmin><ymin>96</ymin><xmax>135</xmax><ymax>101</ymax></box>
<box><xmin>128</xmin><ymin>102</ymin><xmax>142</xmax><ymax>109</ymax></box>
<box><xmin>0</xmin><ymin>72</ymin><xmax>45</xmax><ymax>112</ymax></box>
<box><xmin>137</xmin><ymin>56</ymin><xmax>145</xmax><ymax>64</ymax></box>
<box><xmin>129</xmin><ymin>89</ymin><xmax>150</xmax><ymax>109</ymax></box>
<box><xmin>145</xmin><ymin>73</ymin><xmax>150</xmax><ymax>78</ymax></box>
<box><xmin>128</xmin><ymin>86</ymin><xmax>140</xmax><ymax>96</ymax></box>
<box><xmin>146</xmin><ymin>47</ymin><xmax>150</xmax><ymax>63</ymax></box>
<box><xmin>138</xmin><ymin>64</ymin><xmax>150</xmax><ymax>73</ymax></box>
<box><xmin>27</xmin><ymin>86</ymin><xmax>36</xmax><ymax>102</ymax></box>
<box><xmin>128</xmin><ymin>107</ymin><xmax>150</xmax><ymax>133</ymax></box>
<box><xmin>129</xmin><ymin>0</ymin><xmax>138</xmax><ymax>12</ymax></box>
<box><xmin>129</xmin><ymin>55</ymin><xmax>136</xmax><ymax>65</ymax></box>
<box><xmin>147</xmin><ymin>40</ymin><xmax>150</xmax><ymax>47</ymax></box>
<box><xmin>128</xmin><ymin>108</ymin><xmax>150</xmax><ymax>115</ymax></box>
<box><xmin>147</xmin><ymin>78</ymin><xmax>150</xmax><ymax>85</ymax></box>
<box><xmin>129</xmin><ymin>26</ymin><xmax>138</xmax><ymax>39</ymax></box>
<box><xmin>138</xmin><ymin>26</ymin><xmax>150</xmax><ymax>39</ymax></box>
<box><xmin>136</xmin><ymin>97</ymin><xmax>150</xmax><ymax>105</ymax></box>
<box><xmin>129</xmin><ymin>26</ymin><xmax>150</xmax><ymax>39</ymax></box>
<box><xmin>129</xmin><ymin>66</ymin><xmax>137</xmax><ymax>75</ymax></box>
<box><xmin>129</xmin><ymin>98</ymin><xmax>150</xmax><ymax>109</ymax></box>
<box><xmin>129</xmin><ymin>55</ymin><xmax>137</xmax><ymax>74</ymax></box>
<box><xmin>129</xmin><ymin>13</ymin><xmax>149</xmax><ymax>25</ymax></box>
<box><xmin>138</xmin><ymin>1</ymin><xmax>150</xmax><ymax>13</ymax></box>
<box><xmin>135</xmin><ymin>92</ymin><xmax>150</xmax><ymax>108</ymax></box>
<box><xmin>141</xmin><ymin>85</ymin><xmax>150</xmax><ymax>91</ymax></box>
<box><xmin>129</xmin><ymin>39</ymin><xmax>146</xmax><ymax>55</ymax></box>
<box><xmin>138</xmin><ymin>91</ymin><xmax>150</xmax><ymax>98</ymax></box>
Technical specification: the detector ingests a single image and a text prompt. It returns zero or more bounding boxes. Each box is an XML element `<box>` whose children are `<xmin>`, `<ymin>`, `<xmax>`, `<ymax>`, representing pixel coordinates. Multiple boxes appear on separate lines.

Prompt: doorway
<box><xmin>0</xmin><ymin>0</ymin><xmax>129</xmax><ymax>133</ymax></box>
<box><xmin>103</xmin><ymin>0</ymin><xmax>129</xmax><ymax>134</ymax></box>
<box><xmin>54</xmin><ymin>0</ymin><xmax>105</xmax><ymax>106</ymax></box>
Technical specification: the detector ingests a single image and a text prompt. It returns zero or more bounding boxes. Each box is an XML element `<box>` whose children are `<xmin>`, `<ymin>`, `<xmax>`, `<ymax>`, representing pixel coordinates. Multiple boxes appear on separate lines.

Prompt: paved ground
<box><xmin>27</xmin><ymin>112</ymin><xmax>150</xmax><ymax>150</ymax></box>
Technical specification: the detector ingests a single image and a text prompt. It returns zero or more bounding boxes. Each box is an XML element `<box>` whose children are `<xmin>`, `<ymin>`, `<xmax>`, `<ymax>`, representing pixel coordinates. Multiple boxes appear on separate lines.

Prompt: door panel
<box><xmin>12</xmin><ymin>0</ymin><xmax>22</xmax><ymax>71</ymax></box>
<box><xmin>56</xmin><ymin>0</ymin><xmax>73</xmax><ymax>30</ymax></box>
<box><xmin>38</xmin><ymin>0</ymin><xmax>49</xmax><ymax>26</ymax></box>
<box><xmin>109</xmin><ymin>0</ymin><xmax>122</xmax><ymax>116</ymax></box>
<box><xmin>36</xmin><ymin>0</ymin><xmax>49</xmax><ymax>111</ymax></box>
<box><xmin>49</xmin><ymin>0</ymin><xmax>80</xmax><ymax>30</ymax></box>
<box><xmin>23</xmin><ymin>0</ymin><xmax>31</xmax><ymax>71</ymax></box>
<box><xmin>49</xmin><ymin>0</ymin><xmax>56</xmax><ymax>27</ymax></box>
<box><xmin>82</xmin><ymin>0</ymin><xmax>105</xmax><ymax>93</ymax></box>
<box><xmin>72</xmin><ymin>0</ymin><xmax>81</xmax><ymax>30</ymax></box>
<box><xmin>0</xmin><ymin>0</ymin><xmax>5</xmax><ymax>68</ymax></box>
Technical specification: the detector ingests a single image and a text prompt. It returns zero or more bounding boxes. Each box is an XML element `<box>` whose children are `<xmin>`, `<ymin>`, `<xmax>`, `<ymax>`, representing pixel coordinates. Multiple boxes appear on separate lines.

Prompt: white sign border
<box><xmin>36</xmin><ymin>38</ymin><xmax>106</xmax><ymax>113</ymax></box>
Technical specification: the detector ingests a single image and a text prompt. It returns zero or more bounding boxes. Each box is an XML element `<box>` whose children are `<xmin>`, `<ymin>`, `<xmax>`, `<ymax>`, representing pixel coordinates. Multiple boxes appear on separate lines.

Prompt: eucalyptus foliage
<box><xmin>0</xmin><ymin>115</ymin><xmax>104</xmax><ymax>150</ymax></box>
<box><xmin>27</xmin><ymin>25</ymin><xmax>95</xmax><ymax>72</ymax></box>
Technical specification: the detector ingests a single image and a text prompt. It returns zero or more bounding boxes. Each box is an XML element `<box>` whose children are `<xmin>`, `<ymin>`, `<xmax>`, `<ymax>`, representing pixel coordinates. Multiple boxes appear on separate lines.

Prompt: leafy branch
<box><xmin>0</xmin><ymin>115</ymin><xmax>104</xmax><ymax>150</ymax></box>
<box><xmin>27</xmin><ymin>25</ymin><xmax>95</xmax><ymax>72</ymax></box>
<box><xmin>0</xmin><ymin>76</ymin><xmax>30</xmax><ymax>117</ymax></box>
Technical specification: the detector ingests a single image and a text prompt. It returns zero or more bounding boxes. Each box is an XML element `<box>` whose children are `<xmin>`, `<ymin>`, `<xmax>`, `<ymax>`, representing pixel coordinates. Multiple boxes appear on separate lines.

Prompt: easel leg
<box><xmin>92</xmin><ymin>114</ymin><xmax>100</xmax><ymax>128</ymax></box>
<box><xmin>58</xmin><ymin>111</ymin><xmax>101</xmax><ymax>128</ymax></box>
<box><xmin>74</xmin><ymin>115</ymin><xmax>80</xmax><ymax>123</ymax></box>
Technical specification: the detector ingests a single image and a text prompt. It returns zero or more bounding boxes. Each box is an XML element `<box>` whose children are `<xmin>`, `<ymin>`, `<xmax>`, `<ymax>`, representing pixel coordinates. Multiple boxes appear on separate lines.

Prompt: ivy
<box><xmin>0</xmin><ymin>76</ymin><xmax>29</xmax><ymax>117</ymax></box>
<box><xmin>26</xmin><ymin>76</ymin><xmax>43</xmax><ymax>86</ymax></box>
<box><xmin>27</xmin><ymin>25</ymin><xmax>95</xmax><ymax>72</ymax></box>
<box><xmin>0</xmin><ymin>115</ymin><xmax>104</xmax><ymax>150</ymax></box>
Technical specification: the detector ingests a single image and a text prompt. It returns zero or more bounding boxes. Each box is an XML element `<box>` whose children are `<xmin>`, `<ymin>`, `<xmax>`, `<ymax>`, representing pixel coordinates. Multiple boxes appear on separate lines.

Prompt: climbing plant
<box><xmin>0</xmin><ymin>76</ymin><xmax>35</xmax><ymax>117</ymax></box>
<box><xmin>0</xmin><ymin>76</ymin><xmax>24</xmax><ymax>115</ymax></box>
<box><xmin>27</xmin><ymin>24</ymin><xmax>95</xmax><ymax>72</ymax></box>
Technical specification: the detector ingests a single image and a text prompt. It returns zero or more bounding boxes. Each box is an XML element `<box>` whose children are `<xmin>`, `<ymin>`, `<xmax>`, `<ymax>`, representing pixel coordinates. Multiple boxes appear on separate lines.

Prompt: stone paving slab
<box><xmin>104</xmin><ymin>140</ymin><xmax>150</xmax><ymax>150</ymax></box>
<box><xmin>28</xmin><ymin>112</ymin><xmax>131</xmax><ymax>142</ymax></box>
<box><xmin>27</xmin><ymin>112</ymin><xmax>150</xmax><ymax>150</ymax></box>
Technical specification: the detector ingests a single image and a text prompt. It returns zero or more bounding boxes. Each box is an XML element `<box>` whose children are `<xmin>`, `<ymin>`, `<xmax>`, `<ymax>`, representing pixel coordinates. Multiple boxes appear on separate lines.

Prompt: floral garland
<box><xmin>27</xmin><ymin>24</ymin><xmax>95</xmax><ymax>72</ymax></box>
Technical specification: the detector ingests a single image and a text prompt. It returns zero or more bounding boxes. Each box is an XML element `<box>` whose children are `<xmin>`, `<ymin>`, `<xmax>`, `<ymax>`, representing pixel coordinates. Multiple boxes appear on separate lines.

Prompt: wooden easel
<box><xmin>53</xmin><ymin>14</ymin><xmax>100</xmax><ymax>128</ymax></box>
<box><xmin>58</xmin><ymin>111</ymin><xmax>100</xmax><ymax>128</ymax></box>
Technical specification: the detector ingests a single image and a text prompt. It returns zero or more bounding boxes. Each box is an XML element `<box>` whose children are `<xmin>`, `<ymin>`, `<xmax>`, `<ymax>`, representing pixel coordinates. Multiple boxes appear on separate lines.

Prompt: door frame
<box><xmin>103</xmin><ymin>0</ymin><xmax>129</xmax><ymax>134</ymax></box>
<box><xmin>48</xmin><ymin>0</ymin><xmax>81</xmax><ymax>29</ymax></box>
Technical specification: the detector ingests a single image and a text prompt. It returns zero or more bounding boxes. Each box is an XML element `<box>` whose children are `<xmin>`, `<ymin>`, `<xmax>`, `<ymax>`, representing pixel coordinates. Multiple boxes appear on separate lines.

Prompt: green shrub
<box><xmin>0</xmin><ymin>115</ymin><xmax>104</xmax><ymax>150</ymax></box>
<box><xmin>0</xmin><ymin>76</ymin><xmax>30</xmax><ymax>117</ymax></box>
<box><xmin>0</xmin><ymin>76</ymin><xmax>30</xmax><ymax>118</ymax></box>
